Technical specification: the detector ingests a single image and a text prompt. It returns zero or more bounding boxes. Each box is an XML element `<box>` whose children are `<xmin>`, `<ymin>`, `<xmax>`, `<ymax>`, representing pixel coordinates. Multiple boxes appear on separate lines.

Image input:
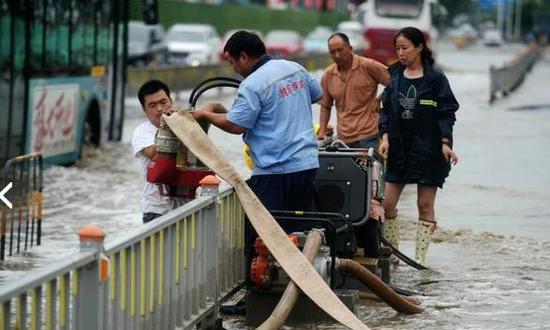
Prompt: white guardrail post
<box><xmin>77</xmin><ymin>224</ymin><xmax>109</xmax><ymax>330</ymax></box>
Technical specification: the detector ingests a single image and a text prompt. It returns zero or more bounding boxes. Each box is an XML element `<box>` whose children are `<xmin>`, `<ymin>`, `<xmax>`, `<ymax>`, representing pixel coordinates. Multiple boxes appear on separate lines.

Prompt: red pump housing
<box><xmin>147</xmin><ymin>153</ymin><xmax>214</xmax><ymax>199</ymax></box>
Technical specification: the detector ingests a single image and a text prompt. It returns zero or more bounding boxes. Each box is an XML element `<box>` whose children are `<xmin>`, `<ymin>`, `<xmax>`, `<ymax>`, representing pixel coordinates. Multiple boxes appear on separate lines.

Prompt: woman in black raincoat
<box><xmin>378</xmin><ymin>26</ymin><xmax>459</xmax><ymax>265</ymax></box>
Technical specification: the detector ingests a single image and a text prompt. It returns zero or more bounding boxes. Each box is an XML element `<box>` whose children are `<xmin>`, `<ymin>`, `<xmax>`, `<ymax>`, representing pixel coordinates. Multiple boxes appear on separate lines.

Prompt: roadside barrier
<box><xmin>1</xmin><ymin>153</ymin><xmax>43</xmax><ymax>261</ymax></box>
<box><xmin>489</xmin><ymin>44</ymin><xmax>540</xmax><ymax>103</ymax></box>
<box><xmin>126</xmin><ymin>54</ymin><xmax>332</xmax><ymax>101</ymax></box>
<box><xmin>0</xmin><ymin>177</ymin><xmax>245</xmax><ymax>329</ymax></box>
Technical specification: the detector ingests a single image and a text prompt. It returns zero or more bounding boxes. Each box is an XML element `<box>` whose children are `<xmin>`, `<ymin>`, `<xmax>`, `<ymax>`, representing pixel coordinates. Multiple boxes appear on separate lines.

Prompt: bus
<box><xmin>357</xmin><ymin>0</ymin><xmax>441</xmax><ymax>65</ymax></box>
<box><xmin>0</xmin><ymin>0</ymin><xmax>129</xmax><ymax>166</ymax></box>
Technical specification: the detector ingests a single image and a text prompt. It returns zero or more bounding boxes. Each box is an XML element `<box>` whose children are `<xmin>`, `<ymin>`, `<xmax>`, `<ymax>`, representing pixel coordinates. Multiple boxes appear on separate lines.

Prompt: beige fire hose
<box><xmin>337</xmin><ymin>259</ymin><xmax>423</xmax><ymax>314</ymax></box>
<box><xmin>164</xmin><ymin>112</ymin><xmax>369</xmax><ymax>330</ymax></box>
<box><xmin>257</xmin><ymin>229</ymin><xmax>324</xmax><ymax>330</ymax></box>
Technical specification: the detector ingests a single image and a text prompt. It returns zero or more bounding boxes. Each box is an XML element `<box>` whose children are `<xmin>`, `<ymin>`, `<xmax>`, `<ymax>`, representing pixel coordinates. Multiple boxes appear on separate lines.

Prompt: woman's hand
<box><xmin>378</xmin><ymin>135</ymin><xmax>389</xmax><ymax>159</ymax></box>
<box><xmin>442</xmin><ymin>144</ymin><xmax>458</xmax><ymax>165</ymax></box>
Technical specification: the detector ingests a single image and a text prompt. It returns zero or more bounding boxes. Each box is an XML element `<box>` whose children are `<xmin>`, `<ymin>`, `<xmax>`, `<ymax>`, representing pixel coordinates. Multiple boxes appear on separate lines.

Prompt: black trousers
<box><xmin>355</xmin><ymin>218</ymin><xmax>381</xmax><ymax>258</ymax></box>
<box><xmin>244</xmin><ymin>168</ymin><xmax>317</xmax><ymax>282</ymax></box>
<box><xmin>142</xmin><ymin>212</ymin><xmax>162</xmax><ymax>224</ymax></box>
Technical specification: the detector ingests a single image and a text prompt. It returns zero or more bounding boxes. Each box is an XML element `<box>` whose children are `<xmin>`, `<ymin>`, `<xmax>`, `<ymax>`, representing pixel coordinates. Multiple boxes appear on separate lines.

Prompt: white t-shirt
<box><xmin>131</xmin><ymin>121</ymin><xmax>182</xmax><ymax>214</ymax></box>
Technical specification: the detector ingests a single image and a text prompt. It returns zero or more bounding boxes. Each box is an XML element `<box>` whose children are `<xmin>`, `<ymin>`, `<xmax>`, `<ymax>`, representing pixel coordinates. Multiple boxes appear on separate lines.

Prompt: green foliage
<box><xmin>129</xmin><ymin>0</ymin><xmax>348</xmax><ymax>36</ymax></box>
<box><xmin>439</xmin><ymin>0</ymin><xmax>472</xmax><ymax>22</ymax></box>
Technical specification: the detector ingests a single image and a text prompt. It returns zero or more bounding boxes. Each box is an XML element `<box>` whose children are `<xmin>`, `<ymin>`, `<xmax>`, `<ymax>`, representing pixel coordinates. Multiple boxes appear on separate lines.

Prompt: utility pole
<box><xmin>506</xmin><ymin>0</ymin><xmax>514</xmax><ymax>40</ymax></box>
<box><xmin>497</xmin><ymin>0</ymin><xmax>504</xmax><ymax>36</ymax></box>
<box><xmin>515</xmin><ymin>0</ymin><xmax>522</xmax><ymax>40</ymax></box>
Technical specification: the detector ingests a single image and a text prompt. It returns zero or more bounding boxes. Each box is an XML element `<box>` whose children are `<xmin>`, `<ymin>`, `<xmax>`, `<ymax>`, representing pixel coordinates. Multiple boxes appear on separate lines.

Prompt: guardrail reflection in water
<box><xmin>0</xmin><ymin>183</ymin><xmax>245</xmax><ymax>330</ymax></box>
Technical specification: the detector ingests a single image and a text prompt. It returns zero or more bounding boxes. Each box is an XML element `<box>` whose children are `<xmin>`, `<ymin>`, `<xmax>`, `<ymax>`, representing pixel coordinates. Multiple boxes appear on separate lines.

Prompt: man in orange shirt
<box><xmin>318</xmin><ymin>32</ymin><xmax>390</xmax><ymax>149</ymax></box>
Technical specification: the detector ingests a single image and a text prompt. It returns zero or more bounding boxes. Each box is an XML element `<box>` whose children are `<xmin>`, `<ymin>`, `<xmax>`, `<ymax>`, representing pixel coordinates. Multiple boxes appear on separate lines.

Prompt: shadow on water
<box><xmin>508</xmin><ymin>103</ymin><xmax>550</xmax><ymax>111</ymax></box>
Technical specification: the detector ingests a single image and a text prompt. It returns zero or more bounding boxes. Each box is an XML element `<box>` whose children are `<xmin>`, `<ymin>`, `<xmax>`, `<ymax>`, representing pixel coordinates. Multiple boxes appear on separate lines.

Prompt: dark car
<box><xmin>127</xmin><ymin>21</ymin><xmax>167</xmax><ymax>67</ymax></box>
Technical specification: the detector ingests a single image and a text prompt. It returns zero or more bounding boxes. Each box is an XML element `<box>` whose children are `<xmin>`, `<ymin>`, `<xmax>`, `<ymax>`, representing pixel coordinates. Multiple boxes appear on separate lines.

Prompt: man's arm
<box><xmin>318</xmin><ymin>106</ymin><xmax>332</xmax><ymax>139</ymax></box>
<box><xmin>192</xmin><ymin>103</ymin><xmax>246</xmax><ymax>135</ymax></box>
<box><xmin>367</xmin><ymin>59</ymin><xmax>391</xmax><ymax>86</ymax></box>
<box><xmin>140</xmin><ymin>145</ymin><xmax>157</xmax><ymax>160</ymax></box>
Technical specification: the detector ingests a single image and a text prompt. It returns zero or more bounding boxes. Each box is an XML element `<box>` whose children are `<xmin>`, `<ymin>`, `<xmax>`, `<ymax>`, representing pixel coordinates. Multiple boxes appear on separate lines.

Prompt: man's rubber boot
<box><xmin>415</xmin><ymin>218</ymin><xmax>436</xmax><ymax>265</ymax></box>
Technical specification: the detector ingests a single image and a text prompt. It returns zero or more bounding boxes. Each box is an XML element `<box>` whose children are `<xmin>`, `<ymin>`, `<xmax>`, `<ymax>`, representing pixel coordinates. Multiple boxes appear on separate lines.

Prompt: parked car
<box><xmin>222</xmin><ymin>29</ymin><xmax>263</xmax><ymax>44</ymax></box>
<box><xmin>166</xmin><ymin>24</ymin><xmax>221</xmax><ymax>66</ymax></box>
<box><xmin>449</xmin><ymin>23</ymin><xmax>478</xmax><ymax>49</ymax></box>
<box><xmin>127</xmin><ymin>21</ymin><xmax>167</xmax><ymax>67</ymax></box>
<box><xmin>264</xmin><ymin>30</ymin><xmax>304</xmax><ymax>59</ymax></box>
<box><xmin>336</xmin><ymin>21</ymin><xmax>367</xmax><ymax>55</ymax></box>
<box><xmin>483</xmin><ymin>28</ymin><xmax>503</xmax><ymax>47</ymax></box>
<box><xmin>304</xmin><ymin>26</ymin><xmax>333</xmax><ymax>54</ymax></box>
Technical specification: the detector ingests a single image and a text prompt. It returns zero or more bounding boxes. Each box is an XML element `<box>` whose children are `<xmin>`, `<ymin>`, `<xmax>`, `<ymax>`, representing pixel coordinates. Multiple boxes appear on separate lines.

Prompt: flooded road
<box><xmin>1</xmin><ymin>40</ymin><xmax>550</xmax><ymax>329</ymax></box>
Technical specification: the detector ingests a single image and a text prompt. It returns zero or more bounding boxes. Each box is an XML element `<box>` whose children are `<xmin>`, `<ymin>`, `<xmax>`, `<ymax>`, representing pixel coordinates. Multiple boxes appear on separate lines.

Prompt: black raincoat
<box><xmin>379</xmin><ymin>61</ymin><xmax>459</xmax><ymax>185</ymax></box>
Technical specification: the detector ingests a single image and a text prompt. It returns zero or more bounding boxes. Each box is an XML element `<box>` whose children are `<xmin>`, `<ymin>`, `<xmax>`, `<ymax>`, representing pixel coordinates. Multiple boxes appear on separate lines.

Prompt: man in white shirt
<box><xmin>131</xmin><ymin>80</ymin><xmax>184</xmax><ymax>223</ymax></box>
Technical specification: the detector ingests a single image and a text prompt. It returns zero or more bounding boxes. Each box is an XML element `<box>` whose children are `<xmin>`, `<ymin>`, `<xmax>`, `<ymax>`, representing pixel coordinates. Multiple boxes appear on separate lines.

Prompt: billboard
<box><xmin>28</xmin><ymin>82</ymin><xmax>80</xmax><ymax>158</ymax></box>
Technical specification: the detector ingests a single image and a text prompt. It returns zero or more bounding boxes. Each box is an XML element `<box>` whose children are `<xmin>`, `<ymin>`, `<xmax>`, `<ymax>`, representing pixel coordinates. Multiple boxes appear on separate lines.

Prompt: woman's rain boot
<box><xmin>382</xmin><ymin>215</ymin><xmax>399</xmax><ymax>249</ymax></box>
<box><xmin>415</xmin><ymin>218</ymin><xmax>437</xmax><ymax>265</ymax></box>
<box><xmin>382</xmin><ymin>215</ymin><xmax>399</xmax><ymax>265</ymax></box>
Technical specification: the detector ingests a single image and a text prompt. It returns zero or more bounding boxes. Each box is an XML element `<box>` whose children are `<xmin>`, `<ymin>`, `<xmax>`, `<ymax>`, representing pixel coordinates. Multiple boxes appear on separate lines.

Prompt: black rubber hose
<box><xmin>190</xmin><ymin>82</ymin><xmax>240</xmax><ymax>108</ymax></box>
<box><xmin>188</xmin><ymin>76</ymin><xmax>241</xmax><ymax>106</ymax></box>
<box><xmin>337</xmin><ymin>258</ymin><xmax>423</xmax><ymax>314</ymax></box>
<box><xmin>380</xmin><ymin>236</ymin><xmax>430</xmax><ymax>271</ymax></box>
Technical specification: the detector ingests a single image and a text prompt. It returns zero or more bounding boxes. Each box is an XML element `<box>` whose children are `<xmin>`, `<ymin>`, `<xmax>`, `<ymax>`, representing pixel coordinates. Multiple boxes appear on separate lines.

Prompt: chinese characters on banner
<box><xmin>29</xmin><ymin>84</ymin><xmax>79</xmax><ymax>158</ymax></box>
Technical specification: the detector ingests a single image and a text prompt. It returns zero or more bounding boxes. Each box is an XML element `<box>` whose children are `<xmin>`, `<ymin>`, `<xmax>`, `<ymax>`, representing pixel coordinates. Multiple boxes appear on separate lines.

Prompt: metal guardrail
<box><xmin>1</xmin><ymin>153</ymin><xmax>43</xmax><ymax>260</ymax></box>
<box><xmin>126</xmin><ymin>54</ymin><xmax>333</xmax><ymax>101</ymax></box>
<box><xmin>489</xmin><ymin>44</ymin><xmax>540</xmax><ymax>103</ymax></box>
<box><xmin>0</xmin><ymin>183</ymin><xmax>245</xmax><ymax>330</ymax></box>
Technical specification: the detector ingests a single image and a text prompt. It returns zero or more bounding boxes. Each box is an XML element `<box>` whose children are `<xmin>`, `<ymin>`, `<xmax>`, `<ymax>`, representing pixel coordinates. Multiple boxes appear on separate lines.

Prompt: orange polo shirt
<box><xmin>320</xmin><ymin>54</ymin><xmax>389</xmax><ymax>143</ymax></box>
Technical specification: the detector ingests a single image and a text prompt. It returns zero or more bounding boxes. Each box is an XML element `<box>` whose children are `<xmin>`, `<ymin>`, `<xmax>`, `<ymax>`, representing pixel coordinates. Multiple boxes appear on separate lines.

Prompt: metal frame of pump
<box><xmin>245</xmin><ymin>147</ymin><xmax>425</xmax><ymax>323</ymax></box>
<box><xmin>146</xmin><ymin>77</ymin><xmax>241</xmax><ymax>199</ymax></box>
<box><xmin>248</xmin><ymin>146</ymin><xmax>387</xmax><ymax>291</ymax></box>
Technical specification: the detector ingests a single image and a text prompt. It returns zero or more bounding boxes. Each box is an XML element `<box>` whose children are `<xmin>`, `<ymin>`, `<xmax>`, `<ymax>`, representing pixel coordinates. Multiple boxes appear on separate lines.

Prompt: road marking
<box><xmin>0</xmin><ymin>182</ymin><xmax>13</xmax><ymax>209</ymax></box>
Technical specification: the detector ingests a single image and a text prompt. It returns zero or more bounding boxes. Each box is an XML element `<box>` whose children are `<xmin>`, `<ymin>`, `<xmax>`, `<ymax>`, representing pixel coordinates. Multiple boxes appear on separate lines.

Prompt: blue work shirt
<box><xmin>227</xmin><ymin>59</ymin><xmax>322</xmax><ymax>175</ymax></box>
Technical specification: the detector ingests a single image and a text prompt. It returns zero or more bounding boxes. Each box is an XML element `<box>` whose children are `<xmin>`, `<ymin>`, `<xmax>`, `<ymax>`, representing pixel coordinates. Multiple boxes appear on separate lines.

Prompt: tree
<box><xmin>439</xmin><ymin>0</ymin><xmax>472</xmax><ymax>23</ymax></box>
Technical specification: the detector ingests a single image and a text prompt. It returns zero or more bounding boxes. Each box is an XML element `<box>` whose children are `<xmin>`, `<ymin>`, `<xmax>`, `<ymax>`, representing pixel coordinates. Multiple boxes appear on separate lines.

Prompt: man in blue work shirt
<box><xmin>192</xmin><ymin>30</ymin><xmax>321</xmax><ymax>212</ymax></box>
<box><xmin>191</xmin><ymin>30</ymin><xmax>322</xmax><ymax>267</ymax></box>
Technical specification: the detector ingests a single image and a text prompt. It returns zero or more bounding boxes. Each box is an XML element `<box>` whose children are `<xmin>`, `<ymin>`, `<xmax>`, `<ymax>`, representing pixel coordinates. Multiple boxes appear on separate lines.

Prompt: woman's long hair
<box><xmin>393</xmin><ymin>26</ymin><xmax>435</xmax><ymax>66</ymax></box>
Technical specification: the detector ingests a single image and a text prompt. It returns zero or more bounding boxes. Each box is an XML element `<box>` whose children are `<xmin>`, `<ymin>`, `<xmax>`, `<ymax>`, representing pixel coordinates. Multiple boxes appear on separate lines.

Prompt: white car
<box><xmin>483</xmin><ymin>29</ymin><xmax>503</xmax><ymax>47</ymax></box>
<box><xmin>304</xmin><ymin>26</ymin><xmax>333</xmax><ymax>54</ymax></box>
<box><xmin>336</xmin><ymin>21</ymin><xmax>367</xmax><ymax>55</ymax></box>
<box><xmin>166</xmin><ymin>24</ymin><xmax>221</xmax><ymax>66</ymax></box>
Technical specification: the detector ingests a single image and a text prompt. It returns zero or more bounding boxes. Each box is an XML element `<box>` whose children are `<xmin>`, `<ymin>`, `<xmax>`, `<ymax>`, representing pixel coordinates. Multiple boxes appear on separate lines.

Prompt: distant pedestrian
<box><xmin>379</xmin><ymin>27</ymin><xmax>459</xmax><ymax>265</ymax></box>
<box><xmin>318</xmin><ymin>32</ymin><xmax>390</xmax><ymax>149</ymax></box>
<box><xmin>131</xmin><ymin>80</ymin><xmax>186</xmax><ymax>224</ymax></box>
